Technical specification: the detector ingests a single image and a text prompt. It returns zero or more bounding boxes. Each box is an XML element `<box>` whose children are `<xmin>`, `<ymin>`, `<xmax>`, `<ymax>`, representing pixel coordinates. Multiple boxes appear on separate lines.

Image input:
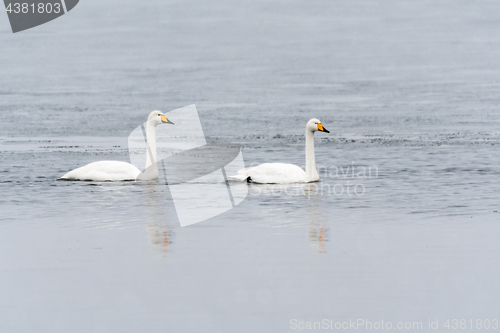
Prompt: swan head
<box><xmin>148</xmin><ymin>110</ymin><xmax>174</xmax><ymax>126</ymax></box>
<box><xmin>307</xmin><ymin>118</ymin><xmax>329</xmax><ymax>133</ymax></box>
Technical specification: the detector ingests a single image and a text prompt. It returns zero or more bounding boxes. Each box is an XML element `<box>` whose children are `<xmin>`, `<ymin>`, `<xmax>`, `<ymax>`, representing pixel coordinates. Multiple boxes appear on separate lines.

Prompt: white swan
<box><xmin>230</xmin><ymin>118</ymin><xmax>329</xmax><ymax>184</ymax></box>
<box><xmin>60</xmin><ymin>110</ymin><xmax>174</xmax><ymax>181</ymax></box>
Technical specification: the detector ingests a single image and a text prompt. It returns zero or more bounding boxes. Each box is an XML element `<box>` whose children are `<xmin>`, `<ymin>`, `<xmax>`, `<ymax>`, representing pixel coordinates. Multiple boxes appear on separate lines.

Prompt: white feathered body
<box><xmin>231</xmin><ymin>163</ymin><xmax>319</xmax><ymax>184</ymax></box>
<box><xmin>60</xmin><ymin>161</ymin><xmax>141</xmax><ymax>181</ymax></box>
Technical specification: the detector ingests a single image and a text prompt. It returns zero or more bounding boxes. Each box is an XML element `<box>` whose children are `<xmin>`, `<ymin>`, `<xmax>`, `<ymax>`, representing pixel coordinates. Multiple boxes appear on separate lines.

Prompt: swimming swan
<box><xmin>60</xmin><ymin>110</ymin><xmax>174</xmax><ymax>181</ymax></box>
<box><xmin>230</xmin><ymin>118</ymin><xmax>329</xmax><ymax>184</ymax></box>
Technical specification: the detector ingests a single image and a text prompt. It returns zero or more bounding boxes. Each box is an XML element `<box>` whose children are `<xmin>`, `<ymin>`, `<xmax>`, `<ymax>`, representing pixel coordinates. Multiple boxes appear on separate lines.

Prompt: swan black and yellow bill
<box><xmin>317</xmin><ymin>123</ymin><xmax>330</xmax><ymax>133</ymax></box>
<box><xmin>161</xmin><ymin>115</ymin><xmax>174</xmax><ymax>125</ymax></box>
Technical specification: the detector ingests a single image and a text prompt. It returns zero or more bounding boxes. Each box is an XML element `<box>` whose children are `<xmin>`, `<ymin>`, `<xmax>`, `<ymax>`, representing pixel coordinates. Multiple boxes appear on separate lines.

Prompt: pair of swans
<box><xmin>61</xmin><ymin>112</ymin><xmax>329</xmax><ymax>184</ymax></box>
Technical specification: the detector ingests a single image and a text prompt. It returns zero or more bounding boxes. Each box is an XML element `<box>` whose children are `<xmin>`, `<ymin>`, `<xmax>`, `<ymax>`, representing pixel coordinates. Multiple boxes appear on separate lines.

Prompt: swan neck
<box><xmin>305</xmin><ymin>129</ymin><xmax>318</xmax><ymax>181</ymax></box>
<box><xmin>145</xmin><ymin>120</ymin><xmax>158</xmax><ymax>174</ymax></box>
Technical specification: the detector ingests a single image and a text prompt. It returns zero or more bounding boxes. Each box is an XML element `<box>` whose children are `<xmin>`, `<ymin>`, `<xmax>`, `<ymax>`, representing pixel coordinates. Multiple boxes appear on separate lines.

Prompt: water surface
<box><xmin>1</xmin><ymin>0</ymin><xmax>500</xmax><ymax>332</ymax></box>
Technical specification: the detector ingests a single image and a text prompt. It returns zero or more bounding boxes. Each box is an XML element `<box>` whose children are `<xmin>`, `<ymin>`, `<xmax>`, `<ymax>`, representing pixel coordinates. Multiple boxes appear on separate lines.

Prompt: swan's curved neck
<box><xmin>305</xmin><ymin>129</ymin><xmax>318</xmax><ymax>181</ymax></box>
<box><xmin>145</xmin><ymin>120</ymin><xmax>158</xmax><ymax>178</ymax></box>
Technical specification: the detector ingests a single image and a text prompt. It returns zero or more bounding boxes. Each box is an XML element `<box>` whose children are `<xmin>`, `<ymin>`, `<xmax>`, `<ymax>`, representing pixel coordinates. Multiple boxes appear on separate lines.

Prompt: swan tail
<box><xmin>229</xmin><ymin>174</ymin><xmax>250</xmax><ymax>182</ymax></box>
<box><xmin>228</xmin><ymin>167</ymin><xmax>252</xmax><ymax>182</ymax></box>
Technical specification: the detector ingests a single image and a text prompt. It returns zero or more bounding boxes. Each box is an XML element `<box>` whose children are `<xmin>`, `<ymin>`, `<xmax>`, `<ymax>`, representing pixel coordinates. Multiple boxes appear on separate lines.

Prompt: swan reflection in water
<box><xmin>248</xmin><ymin>182</ymin><xmax>329</xmax><ymax>253</ymax></box>
<box><xmin>140</xmin><ymin>181</ymin><xmax>328</xmax><ymax>255</ymax></box>
<box><xmin>303</xmin><ymin>183</ymin><xmax>329</xmax><ymax>254</ymax></box>
<box><xmin>146</xmin><ymin>224</ymin><xmax>174</xmax><ymax>254</ymax></box>
<box><xmin>141</xmin><ymin>183</ymin><xmax>176</xmax><ymax>255</ymax></box>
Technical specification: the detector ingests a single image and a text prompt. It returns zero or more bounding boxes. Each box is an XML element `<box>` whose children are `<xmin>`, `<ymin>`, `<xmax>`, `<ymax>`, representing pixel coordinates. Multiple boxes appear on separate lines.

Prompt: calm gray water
<box><xmin>1</xmin><ymin>0</ymin><xmax>500</xmax><ymax>332</ymax></box>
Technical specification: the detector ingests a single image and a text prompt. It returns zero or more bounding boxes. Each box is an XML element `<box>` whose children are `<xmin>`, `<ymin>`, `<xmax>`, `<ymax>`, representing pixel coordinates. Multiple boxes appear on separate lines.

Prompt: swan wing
<box><xmin>232</xmin><ymin>163</ymin><xmax>307</xmax><ymax>184</ymax></box>
<box><xmin>60</xmin><ymin>161</ymin><xmax>141</xmax><ymax>181</ymax></box>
